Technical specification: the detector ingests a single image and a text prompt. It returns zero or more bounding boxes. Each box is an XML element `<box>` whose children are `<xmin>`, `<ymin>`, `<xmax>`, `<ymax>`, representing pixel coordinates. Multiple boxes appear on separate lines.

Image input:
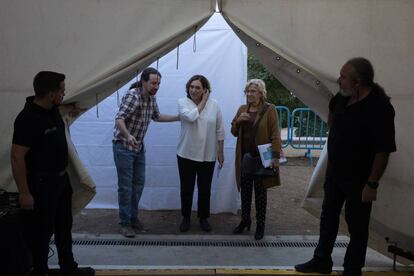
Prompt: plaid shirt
<box><xmin>113</xmin><ymin>88</ymin><xmax>160</xmax><ymax>152</ymax></box>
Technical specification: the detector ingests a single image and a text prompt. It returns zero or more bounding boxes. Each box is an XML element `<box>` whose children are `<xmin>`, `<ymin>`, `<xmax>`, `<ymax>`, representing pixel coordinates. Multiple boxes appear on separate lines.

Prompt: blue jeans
<box><xmin>113</xmin><ymin>142</ymin><xmax>145</xmax><ymax>226</ymax></box>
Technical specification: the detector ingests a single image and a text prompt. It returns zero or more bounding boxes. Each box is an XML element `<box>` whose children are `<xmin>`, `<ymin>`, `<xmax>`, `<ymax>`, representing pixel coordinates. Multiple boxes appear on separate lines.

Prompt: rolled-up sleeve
<box><xmin>116</xmin><ymin>91</ymin><xmax>135</xmax><ymax>120</ymax></box>
<box><xmin>216</xmin><ymin>106</ymin><xmax>225</xmax><ymax>141</ymax></box>
<box><xmin>178</xmin><ymin>98</ymin><xmax>199</xmax><ymax>122</ymax></box>
<box><xmin>151</xmin><ymin>100</ymin><xmax>160</xmax><ymax>120</ymax></box>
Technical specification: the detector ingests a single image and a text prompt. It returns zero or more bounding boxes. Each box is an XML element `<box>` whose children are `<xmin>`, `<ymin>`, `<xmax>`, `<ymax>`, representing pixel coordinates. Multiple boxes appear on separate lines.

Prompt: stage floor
<box><xmin>48</xmin><ymin>234</ymin><xmax>413</xmax><ymax>275</ymax></box>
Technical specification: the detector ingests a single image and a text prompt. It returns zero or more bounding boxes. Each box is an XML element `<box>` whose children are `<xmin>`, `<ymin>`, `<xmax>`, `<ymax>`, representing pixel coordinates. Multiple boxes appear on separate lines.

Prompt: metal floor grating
<box><xmin>51</xmin><ymin>239</ymin><xmax>348</xmax><ymax>248</ymax></box>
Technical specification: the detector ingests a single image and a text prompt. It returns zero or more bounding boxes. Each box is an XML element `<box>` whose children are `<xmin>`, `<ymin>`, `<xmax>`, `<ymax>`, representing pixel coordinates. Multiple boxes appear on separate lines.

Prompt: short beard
<box><xmin>148</xmin><ymin>89</ymin><xmax>158</xmax><ymax>96</ymax></box>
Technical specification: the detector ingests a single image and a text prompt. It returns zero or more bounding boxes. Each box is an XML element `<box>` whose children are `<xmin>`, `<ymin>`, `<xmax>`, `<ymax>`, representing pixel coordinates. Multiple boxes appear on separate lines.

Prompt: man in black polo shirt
<box><xmin>295</xmin><ymin>58</ymin><xmax>396</xmax><ymax>276</ymax></box>
<box><xmin>11</xmin><ymin>71</ymin><xmax>94</xmax><ymax>276</ymax></box>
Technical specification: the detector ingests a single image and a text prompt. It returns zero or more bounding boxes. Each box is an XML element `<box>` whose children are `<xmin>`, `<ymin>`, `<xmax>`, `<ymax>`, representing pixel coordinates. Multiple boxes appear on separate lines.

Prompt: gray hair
<box><xmin>244</xmin><ymin>79</ymin><xmax>267</xmax><ymax>99</ymax></box>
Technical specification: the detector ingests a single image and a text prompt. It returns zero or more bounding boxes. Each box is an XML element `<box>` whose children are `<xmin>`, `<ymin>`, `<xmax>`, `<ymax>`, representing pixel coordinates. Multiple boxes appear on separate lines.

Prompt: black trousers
<box><xmin>314</xmin><ymin>168</ymin><xmax>372</xmax><ymax>271</ymax></box>
<box><xmin>26</xmin><ymin>172</ymin><xmax>78</xmax><ymax>276</ymax></box>
<box><xmin>0</xmin><ymin>209</ymin><xmax>32</xmax><ymax>276</ymax></box>
<box><xmin>240</xmin><ymin>174</ymin><xmax>267</xmax><ymax>227</ymax></box>
<box><xmin>177</xmin><ymin>155</ymin><xmax>215</xmax><ymax>219</ymax></box>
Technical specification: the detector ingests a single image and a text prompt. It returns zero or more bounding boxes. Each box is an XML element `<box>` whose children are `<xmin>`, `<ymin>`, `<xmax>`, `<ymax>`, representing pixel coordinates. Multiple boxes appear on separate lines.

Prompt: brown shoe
<box><xmin>131</xmin><ymin>219</ymin><xmax>148</xmax><ymax>232</ymax></box>
<box><xmin>120</xmin><ymin>226</ymin><xmax>136</xmax><ymax>238</ymax></box>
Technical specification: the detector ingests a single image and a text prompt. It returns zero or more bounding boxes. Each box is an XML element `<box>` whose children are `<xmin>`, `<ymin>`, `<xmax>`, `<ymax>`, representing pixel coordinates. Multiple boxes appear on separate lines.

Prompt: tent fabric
<box><xmin>64</xmin><ymin>115</ymin><xmax>97</xmax><ymax>214</ymax></box>
<box><xmin>0</xmin><ymin>0</ymin><xmax>215</xmax><ymax>199</ymax></box>
<box><xmin>1</xmin><ymin>0</ymin><xmax>414</xmax><ymax>251</ymax></box>
<box><xmin>221</xmin><ymin>0</ymin><xmax>414</xmax><ymax>249</ymax></box>
<box><xmin>221</xmin><ymin>16</ymin><xmax>332</xmax><ymax>122</ymax></box>
<box><xmin>69</xmin><ymin>13</ymin><xmax>246</xmax><ymax>213</ymax></box>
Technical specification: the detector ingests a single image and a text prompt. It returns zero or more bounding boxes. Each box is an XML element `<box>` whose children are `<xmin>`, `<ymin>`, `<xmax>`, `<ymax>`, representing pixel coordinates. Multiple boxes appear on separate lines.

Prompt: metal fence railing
<box><xmin>275</xmin><ymin>106</ymin><xmax>328</xmax><ymax>161</ymax></box>
<box><xmin>275</xmin><ymin>106</ymin><xmax>290</xmax><ymax>148</ymax></box>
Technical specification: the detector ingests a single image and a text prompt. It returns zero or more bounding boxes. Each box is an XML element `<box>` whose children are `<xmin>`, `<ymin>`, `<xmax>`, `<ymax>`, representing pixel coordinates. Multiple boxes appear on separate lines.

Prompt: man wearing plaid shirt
<box><xmin>113</xmin><ymin>67</ymin><xmax>179</xmax><ymax>237</ymax></box>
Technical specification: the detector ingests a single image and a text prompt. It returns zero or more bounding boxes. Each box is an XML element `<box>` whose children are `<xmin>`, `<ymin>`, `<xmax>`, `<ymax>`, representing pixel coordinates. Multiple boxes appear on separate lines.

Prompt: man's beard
<box><xmin>148</xmin><ymin>89</ymin><xmax>158</xmax><ymax>96</ymax></box>
<box><xmin>338</xmin><ymin>88</ymin><xmax>352</xmax><ymax>97</ymax></box>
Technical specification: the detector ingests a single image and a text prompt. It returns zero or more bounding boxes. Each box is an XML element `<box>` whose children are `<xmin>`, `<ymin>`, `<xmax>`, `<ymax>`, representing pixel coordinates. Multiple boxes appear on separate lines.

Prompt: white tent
<box><xmin>70</xmin><ymin>13</ymin><xmax>246</xmax><ymax>213</ymax></box>
<box><xmin>1</xmin><ymin>0</ymin><xmax>413</xmax><ymax>252</ymax></box>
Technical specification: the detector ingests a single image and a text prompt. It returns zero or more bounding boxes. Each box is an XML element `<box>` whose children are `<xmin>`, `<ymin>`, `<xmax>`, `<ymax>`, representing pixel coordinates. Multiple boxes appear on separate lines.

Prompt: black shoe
<box><xmin>179</xmin><ymin>217</ymin><xmax>191</xmax><ymax>232</ymax></box>
<box><xmin>342</xmin><ymin>268</ymin><xmax>362</xmax><ymax>276</ymax></box>
<box><xmin>61</xmin><ymin>267</ymin><xmax>95</xmax><ymax>276</ymax></box>
<box><xmin>200</xmin><ymin>218</ymin><xmax>212</xmax><ymax>232</ymax></box>
<box><xmin>254</xmin><ymin>225</ymin><xmax>264</xmax><ymax>240</ymax></box>
<box><xmin>232</xmin><ymin>220</ymin><xmax>251</xmax><ymax>234</ymax></box>
<box><xmin>295</xmin><ymin>257</ymin><xmax>333</xmax><ymax>274</ymax></box>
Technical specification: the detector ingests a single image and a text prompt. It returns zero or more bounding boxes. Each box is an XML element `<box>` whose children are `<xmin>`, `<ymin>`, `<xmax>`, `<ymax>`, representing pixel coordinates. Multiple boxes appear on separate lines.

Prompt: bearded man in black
<box><xmin>295</xmin><ymin>58</ymin><xmax>396</xmax><ymax>276</ymax></box>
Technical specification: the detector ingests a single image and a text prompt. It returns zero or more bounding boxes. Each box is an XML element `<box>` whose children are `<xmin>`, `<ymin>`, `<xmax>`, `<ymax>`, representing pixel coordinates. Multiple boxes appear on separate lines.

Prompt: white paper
<box><xmin>257</xmin><ymin>143</ymin><xmax>273</xmax><ymax>168</ymax></box>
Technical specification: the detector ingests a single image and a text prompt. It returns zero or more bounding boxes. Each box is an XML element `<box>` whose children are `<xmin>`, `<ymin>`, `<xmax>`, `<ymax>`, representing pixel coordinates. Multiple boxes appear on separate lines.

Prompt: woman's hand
<box><xmin>236</xmin><ymin>112</ymin><xmax>250</xmax><ymax>124</ymax></box>
<box><xmin>217</xmin><ymin>151</ymin><xmax>224</xmax><ymax>169</ymax></box>
<box><xmin>202</xmin><ymin>89</ymin><xmax>210</xmax><ymax>102</ymax></box>
<box><xmin>270</xmin><ymin>158</ymin><xmax>279</xmax><ymax>170</ymax></box>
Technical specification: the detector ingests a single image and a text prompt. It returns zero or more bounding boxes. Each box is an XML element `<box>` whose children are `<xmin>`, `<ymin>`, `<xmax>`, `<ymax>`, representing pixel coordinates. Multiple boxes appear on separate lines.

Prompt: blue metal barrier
<box><xmin>272</xmin><ymin>106</ymin><xmax>327</xmax><ymax>162</ymax></box>
<box><xmin>275</xmin><ymin>106</ymin><xmax>290</xmax><ymax>148</ymax></box>
<box><xmin>289</xmin><ymin>107</ymin><xmax>328</xmax><ymax>161</ymax></box>
<box><xmin>289</xmin><ymin>107</ymin><xmax>327</xmax><ymax>150</ymax></box>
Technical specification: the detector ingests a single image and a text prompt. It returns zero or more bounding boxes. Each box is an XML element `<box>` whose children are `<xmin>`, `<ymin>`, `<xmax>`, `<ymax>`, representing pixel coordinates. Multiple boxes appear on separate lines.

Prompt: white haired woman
<box><xmin>230</xmin><ymin>79</ymin><xmax>282</xmax><ymax>240</ymax></box>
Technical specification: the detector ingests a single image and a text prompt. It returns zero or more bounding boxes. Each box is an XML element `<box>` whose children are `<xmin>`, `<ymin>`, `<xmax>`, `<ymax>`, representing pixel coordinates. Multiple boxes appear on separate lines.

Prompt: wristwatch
<box><xmin>367</xmin><ymin>181</ymin><xmax>379</xmax><ymax>189</ymax></box>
